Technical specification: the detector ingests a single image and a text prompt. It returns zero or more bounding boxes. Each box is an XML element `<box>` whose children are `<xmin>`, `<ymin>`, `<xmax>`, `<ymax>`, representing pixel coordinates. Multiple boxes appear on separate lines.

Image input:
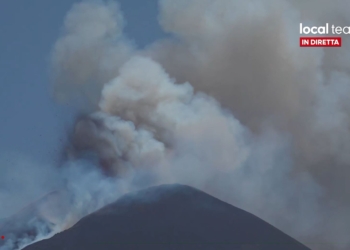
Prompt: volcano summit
<box><xmin>23</xmin><ymin>184</ymin><xmax>310</xmax><ymax>250</ymax></box>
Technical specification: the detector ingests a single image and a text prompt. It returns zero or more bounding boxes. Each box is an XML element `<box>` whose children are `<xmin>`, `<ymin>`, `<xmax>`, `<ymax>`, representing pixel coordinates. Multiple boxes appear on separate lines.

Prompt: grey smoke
<box><xmin>52</xmin><ymin>0</ymin><xmax>133</xmax><ymax>109</ymax></box>
<box><xmin>2</xmin><ymin>0</ymin><xmax>350</xmax><ymax>250</ymax></box>
<box><xmin>51</xmin><ymin>0</ymin><xmax>350</xmax><ymax>249</ymax></box>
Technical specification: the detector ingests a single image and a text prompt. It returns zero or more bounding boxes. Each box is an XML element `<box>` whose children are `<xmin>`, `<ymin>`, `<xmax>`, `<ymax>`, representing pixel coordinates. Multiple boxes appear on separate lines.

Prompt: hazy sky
<box><xmin>0</xmin><ymin>0</ymin><xmax>165</xmax><ymax>163</ymax></box>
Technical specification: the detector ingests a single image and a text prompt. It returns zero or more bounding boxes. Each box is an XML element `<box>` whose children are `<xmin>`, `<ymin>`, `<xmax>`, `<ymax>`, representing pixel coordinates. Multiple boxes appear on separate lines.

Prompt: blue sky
<box><xmin>0</xmin><ymin>0</ymin><xmax>165</xmax><ymax>163</ymax></box>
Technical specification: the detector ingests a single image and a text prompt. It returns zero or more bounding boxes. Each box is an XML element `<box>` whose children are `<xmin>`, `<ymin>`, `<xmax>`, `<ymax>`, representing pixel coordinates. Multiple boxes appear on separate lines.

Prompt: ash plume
<box><xmin>2</xmin><ymin>0</ymin><xmax>350</xmax><ymax>250</ymax></box>
<box><xmin>52</xmin><ymin>0</ymin><xmax>350</xmax><ymax>249</ymax></box>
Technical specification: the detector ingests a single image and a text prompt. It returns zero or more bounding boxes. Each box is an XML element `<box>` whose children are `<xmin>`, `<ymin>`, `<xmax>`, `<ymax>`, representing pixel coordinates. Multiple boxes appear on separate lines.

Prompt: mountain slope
<box><xmin>23</xmin><ymin>184</ymin><xmax>310</xmax><ymax>250</ymax></box>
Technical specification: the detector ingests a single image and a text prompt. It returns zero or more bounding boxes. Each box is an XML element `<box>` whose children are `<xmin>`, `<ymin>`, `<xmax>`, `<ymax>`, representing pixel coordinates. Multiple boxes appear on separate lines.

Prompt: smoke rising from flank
<box><xmin>2</xmin><ymin>0</ymin><xmax>350</xmax><ymax>249</ymax></box>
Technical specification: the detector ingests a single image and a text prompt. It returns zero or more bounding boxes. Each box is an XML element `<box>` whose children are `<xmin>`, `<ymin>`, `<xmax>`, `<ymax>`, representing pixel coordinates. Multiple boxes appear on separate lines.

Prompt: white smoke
<box><xmin>0</xmin><ymin>153</ymin><xmax>126</xmax><ymax>250</ymax></box>
<box><xmin>96</xmin><ymin>55</ymin><xmax>324</xmax><ymax>246</ymax></box>
<box><xmin>52</xmin><ymin>0</ymin><xmax>133</xmax><ymax>109</ymax></box>
<box><xmin>2</xmin><ymin>0</ymin><xmax>350</xmax><ymax>249</ymax></box>
<box><xmin>50</xmin><ymin>0</ymin><xmax>350</xmax><ymax>249</ymax></box>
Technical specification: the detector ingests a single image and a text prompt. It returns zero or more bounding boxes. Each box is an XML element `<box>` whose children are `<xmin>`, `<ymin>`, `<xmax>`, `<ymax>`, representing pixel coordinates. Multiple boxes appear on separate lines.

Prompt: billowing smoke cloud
<box><xmin>52</xmin><ymin>0</ymin><xmax>133</xmax><ymax>109</ymax></box>
<box><xmin>49</xmin><ymin>0</ymin><xmax>350</xmax><ymax>249</ymax></box>
<box><xmin>2</xmin><ymin>0</ymin><xmax>350</xmax><ymax>249</ymax></box>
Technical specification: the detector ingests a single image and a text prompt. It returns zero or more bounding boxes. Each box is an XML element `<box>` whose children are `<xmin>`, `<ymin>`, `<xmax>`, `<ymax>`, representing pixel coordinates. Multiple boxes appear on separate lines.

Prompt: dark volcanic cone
<box><xmin>23</xmin><ymin>184</ymin><xmax>310</xmax><ymax>250</ymax></box>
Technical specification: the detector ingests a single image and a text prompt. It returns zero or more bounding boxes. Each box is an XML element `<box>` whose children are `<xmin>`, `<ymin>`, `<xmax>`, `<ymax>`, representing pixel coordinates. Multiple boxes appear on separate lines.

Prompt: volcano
<box><xmin>20</xmin><ymin>184</ymin><xmax>310</xmax><ymax>250</ymax></box>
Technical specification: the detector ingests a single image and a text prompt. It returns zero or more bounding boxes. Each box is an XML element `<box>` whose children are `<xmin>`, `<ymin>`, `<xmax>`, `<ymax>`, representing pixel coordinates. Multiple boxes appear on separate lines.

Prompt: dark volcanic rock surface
<box><xmin>23</xmin><ymin>184</ymin><xmax>310</xmax><ymax>250</ymax></box>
